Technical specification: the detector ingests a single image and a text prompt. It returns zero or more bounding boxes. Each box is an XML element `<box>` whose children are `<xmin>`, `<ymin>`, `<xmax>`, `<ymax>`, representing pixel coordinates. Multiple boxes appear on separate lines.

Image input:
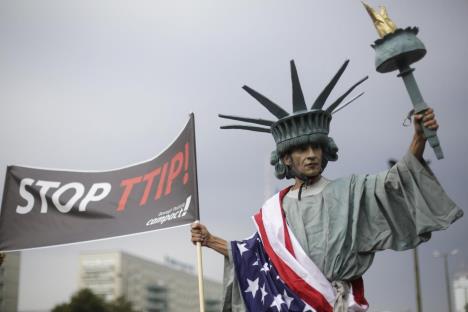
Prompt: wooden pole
<box><xmin>191</xmin><ymin>114</ymin><xmax>205</xmax><ymax>311</ymax></box>
<box><xmin>196</xmin><ymin>241</ymin><xmax>205</xmax><ymax>312</ymax></box>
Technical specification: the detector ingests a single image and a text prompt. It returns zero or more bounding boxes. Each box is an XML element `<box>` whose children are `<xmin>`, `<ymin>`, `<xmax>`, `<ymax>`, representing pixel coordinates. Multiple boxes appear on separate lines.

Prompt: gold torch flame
<box><xmin>362</xmin><ymin>2</ymin><xmax>397</xmax><ymax>38</ymax></box>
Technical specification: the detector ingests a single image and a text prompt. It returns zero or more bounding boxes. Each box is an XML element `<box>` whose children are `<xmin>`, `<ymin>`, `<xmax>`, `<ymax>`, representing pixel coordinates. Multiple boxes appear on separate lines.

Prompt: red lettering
<box><xmin>139</xmin><ymin>167</ymin><xmax>161</xmax><ymax>206</ymax></box>
<box><xmin>117</xmin><ymin>176</ymin><xmax>142</xmax><ymax>212</ymax></box>
<box><xmin>155</xmin><ymin>162</ymin><xmax>168</xmax><ymax>200</ymax></box>
<box><xmin>116</xmin><ymin>144</ymin><xmax>190</xmax><ymax>211</ymax></box>
<box><xmin>183</xmin><ymin>143</ymin><xmax>189</xmax><ymax>184</ymax></box>
<box><xmin>165</xmin><ymin>152</ymin><xmax>183</xmax><ymax>196</ymax></box>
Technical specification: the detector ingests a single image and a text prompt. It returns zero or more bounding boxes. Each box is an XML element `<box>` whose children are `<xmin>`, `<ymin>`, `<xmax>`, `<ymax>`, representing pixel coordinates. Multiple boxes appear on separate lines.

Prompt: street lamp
<box><xmin>433</xmin><ymin>249</ymin><xmax>459</xmax><ymax>312</ymax></box>
<box><xmin>388</xmin><ymin>159</ymin><xmax>423</xmax><ymax>312</ymax></box>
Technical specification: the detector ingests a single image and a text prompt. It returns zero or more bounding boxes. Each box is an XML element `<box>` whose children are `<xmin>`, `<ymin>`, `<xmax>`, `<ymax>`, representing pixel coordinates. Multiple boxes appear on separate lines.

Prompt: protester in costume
<box><xmin>191</xmin><ymin>60</ymin><xmax>463</xmax><ymax>312</ymax></box>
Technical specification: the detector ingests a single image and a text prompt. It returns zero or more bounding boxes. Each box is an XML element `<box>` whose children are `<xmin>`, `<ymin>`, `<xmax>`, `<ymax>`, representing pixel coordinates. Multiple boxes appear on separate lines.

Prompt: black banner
<box><xmin>0</xmin><ymin>114</ymin><xmax>199</xmax><ymax>251</ymax></box>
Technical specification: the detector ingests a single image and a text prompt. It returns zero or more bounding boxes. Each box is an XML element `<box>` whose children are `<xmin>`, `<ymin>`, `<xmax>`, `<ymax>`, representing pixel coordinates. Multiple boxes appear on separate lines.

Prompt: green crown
<box><xmin>219</xmin><ymin>60</ymin><xmax>368</xmax><ymax>155</ymax></box>
<box><xmin>271</xmin><ymin>110</ymin><xmax>331</xmax><ymax>155</ymax></box>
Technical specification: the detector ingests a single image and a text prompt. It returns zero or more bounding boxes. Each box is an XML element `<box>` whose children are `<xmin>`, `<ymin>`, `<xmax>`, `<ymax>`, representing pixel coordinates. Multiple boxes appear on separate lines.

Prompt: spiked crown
<box><xmin>219</xmin><ymin>60</ymin><xmax>368</xmax><ymax>178</ymax></box>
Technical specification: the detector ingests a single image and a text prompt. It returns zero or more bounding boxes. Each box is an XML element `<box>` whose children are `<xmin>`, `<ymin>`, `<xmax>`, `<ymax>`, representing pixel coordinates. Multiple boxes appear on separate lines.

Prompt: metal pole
<box><xmin>413</xmin><ymin>248</ymin><xmax>423</xmax><ymax>312</ymax></box>
<box><xmin>444</xmin><ymin>254</ymin><xmax>453</xmax><ymax>312</ymax></box>
<box><xmin>388</xmin><ymin>159</ymin><xmax>423</xmax><ymax>312</ymax></box>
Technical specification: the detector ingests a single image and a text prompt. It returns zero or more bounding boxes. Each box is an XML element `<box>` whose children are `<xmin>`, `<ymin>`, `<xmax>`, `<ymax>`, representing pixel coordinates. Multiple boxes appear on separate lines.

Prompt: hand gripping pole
<box><xmin>398</xmin><ymin>64</ymin><xmax>444</xmax><ymax>159</ymax></box>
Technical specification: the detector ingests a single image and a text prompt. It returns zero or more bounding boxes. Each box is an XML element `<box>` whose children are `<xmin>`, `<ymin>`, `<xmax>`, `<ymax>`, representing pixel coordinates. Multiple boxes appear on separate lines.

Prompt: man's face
<box><xmin>283</xmin><ymin>144</ymin><xmax>323</xmax><ymax>178</ymax></box>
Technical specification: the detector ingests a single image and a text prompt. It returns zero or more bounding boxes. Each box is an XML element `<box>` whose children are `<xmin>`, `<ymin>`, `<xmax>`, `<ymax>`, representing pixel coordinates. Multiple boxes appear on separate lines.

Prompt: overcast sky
<box><xmin>1</xmin><ymin>1</ymin><xmax>467</xmax><ymax>311</ymax></box>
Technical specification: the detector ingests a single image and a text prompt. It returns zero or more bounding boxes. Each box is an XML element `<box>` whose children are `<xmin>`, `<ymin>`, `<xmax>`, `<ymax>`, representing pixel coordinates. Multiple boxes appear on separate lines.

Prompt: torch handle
<box><xmin>397</xmin><ymin>64</ymin><xmax>444</xmax><ymax>160</ymax></box>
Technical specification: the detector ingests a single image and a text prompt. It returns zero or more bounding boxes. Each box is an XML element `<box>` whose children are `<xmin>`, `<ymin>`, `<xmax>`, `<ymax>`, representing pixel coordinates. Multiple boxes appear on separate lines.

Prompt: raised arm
<box><xmin>410</xmin><ymin>108</ymin><xmax>439</xmax><ymax>161</ymax></box>
<box><xmin>356</xmin><ymin>107</ymin><xmax>461</xmax><ymax>253</ymax></box>
<box><xmin>191</xmin><ymin>223</ymin><xmax>228</xmax><ymax>257</ymax></box>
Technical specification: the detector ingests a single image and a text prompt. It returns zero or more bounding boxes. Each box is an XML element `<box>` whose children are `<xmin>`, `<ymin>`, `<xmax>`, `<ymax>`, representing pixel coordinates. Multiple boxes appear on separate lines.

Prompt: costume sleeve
<box><xmin>357</xmin><ymin>151</ymin><xmax>463</xmax><ymax>252</ymax></box>
<box><xmin>221</xmin><ymin>243</ymin><xmax>246</xmax><ymax>312</ymax></box>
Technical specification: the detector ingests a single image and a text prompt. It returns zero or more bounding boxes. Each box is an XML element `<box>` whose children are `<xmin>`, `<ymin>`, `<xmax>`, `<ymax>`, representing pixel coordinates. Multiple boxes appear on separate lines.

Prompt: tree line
<box><xmin>52</xmin><ymin>288</ymin><xmax>139</xmax><ymax>312</ymax></box>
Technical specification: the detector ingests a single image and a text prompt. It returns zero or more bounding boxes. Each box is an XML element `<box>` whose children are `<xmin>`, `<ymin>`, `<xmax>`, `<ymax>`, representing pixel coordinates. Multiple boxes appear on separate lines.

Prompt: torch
<box><xmin>363</xmin><ymin>2</ymin><xmax>444</xmax><ymax>159</ymax></box>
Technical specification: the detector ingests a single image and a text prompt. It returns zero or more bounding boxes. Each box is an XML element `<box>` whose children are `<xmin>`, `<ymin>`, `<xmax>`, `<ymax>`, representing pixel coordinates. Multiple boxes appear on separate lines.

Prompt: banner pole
<box><xmin>191</xmin><ymin>113</ymin><xmax>205</xmax><ymax>312</ymax></box>
<box><xmin>196</xmin><ymin>241</ymin><xmax>205</xmax><ymax>312</ymax></box>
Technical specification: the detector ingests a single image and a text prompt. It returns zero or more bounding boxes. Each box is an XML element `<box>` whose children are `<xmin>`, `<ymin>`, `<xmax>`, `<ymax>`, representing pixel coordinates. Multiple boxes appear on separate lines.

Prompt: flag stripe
<box><xmin>259</xmin><ymin>192</ymin><xmax>336</xmax><ymax>301</ymax></box>
<box><xmin>255</xmin><ymin>186</ymin><xmax>369</xmax><ymax>311</ymax></box>
<box><xmin>254</xmin><ymin>211</ymin><xmax>333</xmax><ymax>312</ymax></box>
<box><xmin>279</xmin><ymin>187</ymin><xmax>296</xmax><ymax>257</ymax></box>
<box><xmin>350</xmin><ymin>278</ymin><xmax>368</xmax><ymax>307</ymax></box>
<box><xmin>277</xmin><ymin>188</ymin><xmax>368</xmax><ymax>309</ymax></box>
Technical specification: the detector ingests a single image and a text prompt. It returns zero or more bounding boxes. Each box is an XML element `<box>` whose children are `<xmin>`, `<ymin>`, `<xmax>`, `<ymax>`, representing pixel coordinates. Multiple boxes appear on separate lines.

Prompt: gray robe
<box><xmin>221</xmin><ymin>152</ymin><xmax>463</xmax><ymax>311</ymax></box>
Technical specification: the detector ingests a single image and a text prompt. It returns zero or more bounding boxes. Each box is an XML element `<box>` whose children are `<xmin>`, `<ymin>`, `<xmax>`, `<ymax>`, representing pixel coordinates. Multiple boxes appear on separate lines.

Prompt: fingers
<box><xmin>423</xmin><ymin>118</ymin><xmax>438</xmax><ymax>130</ymax></box>
<box><xmin>191</xmin><ymin>232</ymin><xmax>206</xmax><ymax>245</ymax></box>
<box><xmin>191</xmin><ymin>222</ymin><xmax>203</xmax><ymax>231</ymax></box>
<box><xmin>414</xmin><ymin>108</ymin><xmax>439</xmax><ymax>130</ymax></box>
<box><xmin>190</xmin><ymin>222</ymin><xmax>209</xmax><ymax>246</ymax></box>
<box><xmin>422</xmin><ymin>108</ymin><xmax>438</xmax><ymax>130</ymax></box>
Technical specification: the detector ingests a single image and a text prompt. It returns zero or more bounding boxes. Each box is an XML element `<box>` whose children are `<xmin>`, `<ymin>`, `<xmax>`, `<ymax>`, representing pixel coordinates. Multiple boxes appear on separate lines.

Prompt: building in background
<box><xmin>454</xmin><ymin>271</ymin><xmax>468</xmax><ymax>312</ymax></box>
<box><xmin>0</xmin><ymin>252</ymin><xmax>21</xmax><ymax>312</ymax></box>
<box><xmin>79</xmin><ymin>251</ymin><xmax>222</xmax><ymax>312</ymax></box>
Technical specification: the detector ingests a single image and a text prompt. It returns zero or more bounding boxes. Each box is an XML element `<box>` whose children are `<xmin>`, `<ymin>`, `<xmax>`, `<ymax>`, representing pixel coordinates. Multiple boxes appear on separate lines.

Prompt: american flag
<box><xmin>231</xmin><ymin>188</ymin><xmax>368</xmax><ymax>312</ymax></box>
<box><xmin>232</xmin><ymin>233</ymin><xmax>316</xmax><ymax>312</ymax></box>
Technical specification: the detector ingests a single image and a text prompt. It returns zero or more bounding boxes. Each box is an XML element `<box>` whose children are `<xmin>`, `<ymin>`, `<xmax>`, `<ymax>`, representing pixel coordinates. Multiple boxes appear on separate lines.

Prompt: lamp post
<box><xmin>433</xmin><ymin>249</ymin><xmax>459</xmax><ymax>312</ymax></box>
<box><xmin>413</xmin><ymin>248</ymin><xmax>423</xmax><ymax>312</ymax></box>
<box><xmin>388</xmin><ymin>159</ymin><xmax>423</xmax><ymax>312</ymax></box>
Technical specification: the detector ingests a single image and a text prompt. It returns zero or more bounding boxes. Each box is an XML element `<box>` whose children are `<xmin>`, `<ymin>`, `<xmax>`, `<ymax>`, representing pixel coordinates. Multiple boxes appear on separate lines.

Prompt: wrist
<box><xmin>410</xmin><ymin>133</ymin><xmax>426</xmax><ymax>160</ymax></box>
<box><xmin>205</xmin><ymin>234</ymin><xmax>229</xmax><ymax>257</ymax></box>
<box><xmin>205</xmin><ymin>234</ymin><xmax>216</xmax><ymax>248</ymax></box>
<box><xmin>413</xmin><ymin>132</ymin><xmax>426</xmax><ymax>143</ymax></box>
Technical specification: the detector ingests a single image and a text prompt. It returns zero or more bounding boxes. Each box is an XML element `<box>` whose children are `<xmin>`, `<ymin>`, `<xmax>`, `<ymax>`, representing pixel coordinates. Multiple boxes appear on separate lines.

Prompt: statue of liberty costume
<box><xmin>218</xmin><ymin>60</ymin><xmax>462</xmax><ymax>311</ymax></box>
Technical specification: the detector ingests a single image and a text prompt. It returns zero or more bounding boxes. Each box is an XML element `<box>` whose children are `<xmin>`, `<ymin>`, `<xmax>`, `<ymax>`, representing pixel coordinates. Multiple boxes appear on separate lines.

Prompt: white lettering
<box><xmin>16</xmin><ymin>178</ymin><xmax>35</xmax><ymax>214</ymax></box>
<box><xmin>14</xmin><ymin>178</ymin><xmax>112</xmax><ymax>214</ymax></box>
<box><xmin>36</xmin><ymin>180</ymin><xmax>61</xmax><ymax>213</ymax></box>
<box><xmin>52</xmin><ymin>182</ymin><xmax>85</xmax><ymax>213</ymax></box>
<box><xmin>181</xmin><ymin>195</ymin><xmax>191</xmax><ymax>217</ymax></box>
<box><xmin>78</xmin><ymin>183</ymin><xmax>111</xmax><ymax>212</ymax></box>
<box><xmin>145</xmin><ymin>196</ymin><xmax>192</xmax><ymax>226</ymax></box>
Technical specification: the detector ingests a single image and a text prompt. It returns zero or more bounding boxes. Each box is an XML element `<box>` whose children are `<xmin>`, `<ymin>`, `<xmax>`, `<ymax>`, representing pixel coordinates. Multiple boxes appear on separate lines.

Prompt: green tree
<box><xmin>465</xmin><ymin>302</ymin><xmax>468</xmax><ymax>312</ymax></box>
<box><xmin>52</xmin><ymin>289</ymin><xmax>138</xmax><ymax>312</ymax></box>
<box><xmin>108</xmin><ymin>296</ymin><xmax>137</xmax><ymax>312</ymax></box>
<box><xmin>51</xmin><ymin>303</ymin><xmax>71</xmax><ymax>312</ymax></box>
<box><xmin>55</xmin><ymin>289</ymin><xmax>108</xmax><ymax>312</ymax></box>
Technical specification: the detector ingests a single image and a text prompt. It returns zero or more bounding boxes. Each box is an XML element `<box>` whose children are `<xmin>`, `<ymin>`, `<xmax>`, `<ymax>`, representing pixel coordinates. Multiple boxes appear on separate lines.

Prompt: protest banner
<box><xmin>0</xmin><ymin>114</ymin><xmax>199</xmax><ymax>251</ymax></box>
